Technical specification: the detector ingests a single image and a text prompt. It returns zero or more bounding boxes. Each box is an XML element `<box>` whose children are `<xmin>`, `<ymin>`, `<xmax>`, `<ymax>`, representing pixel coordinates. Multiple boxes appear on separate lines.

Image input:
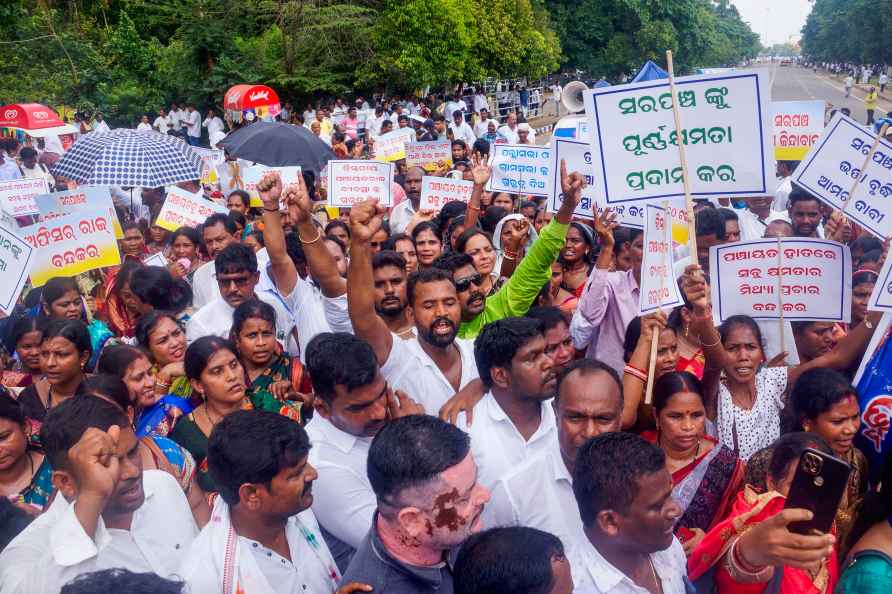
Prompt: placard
<box><xmin>242</xmin><ymin>165</ymin><xmax>303</xmax><ymax>208</ymax></box>
<box><xmin>583</xmin><ymin>71</ymin><xmax>773</xmax><ymax>204</ymax></box>
<box><xmin>487</xmin><ymin>144</ymin><xmax>551</xmax><ymax>197</ymax></box>
<box><xmin>155</xmin><ymin>186</ymin><xmax>229</xmax><ymax>232</ymax></box>
<box><xmin>406</xmin><ymin>141</ymin><xmax>452</xmax><ymax>172</ymax></box>
<box><xmin>36</xmin><ymin>186</ymin><xmax>123</xmax><ymax>239</ymax></box>
<box><xmin>21</xmin><ymin>207</ymin><xmax>121</xmax><ymax>287</ymax></box>
<box><xmin>373</xmin><ymin>128</ymin><xmax>416</xmax><ymax>162</ymax></box>
<box><xmin>792</xmin><ymin>113</ymin><xmax>892</xmax><ymax>239</ymax></box>
<box><xmin>192</xmin><ymin>147</ymin><xmax>224</xmax><ymax>185</ymax></box>
<box><xmin>771</xmin><ymin>100</ymin><xmax>824</xmax><ymax>160</ymax></box>
<box><xmin>0</xmin><ymin>178</ymin><xmax>47</xmax><ymax>217</ymax></box>
<box><xmin>0</xmin><ymin>221</ymin><xmax>34</xmax><ymax>314</ymax></box>
<box><xmin>327</xmin><ymin>160</ymin><xmax>394</xmax><ymax>208</ymax></box>
<box><xmin>868</xmin><ymin>248</ymin><xmax>892</xmax><ymax>312</ymax></box>
<box><xmin>419</xmin><ymin>177</ymin><xmax>474</xmax><ymax>211</ymax></box>
<box><xmin>142</xmin><ymin>251</ymin><xmax>169</xmax><ymax>268</ymax></box>
<box><xmin>709</xmin><ymin>238</ymin><xmax>851</xmax><ymax>323</ymax></box>
<box><xmin>639</xmin><ymin>204</ymin><xmax>683</xmax><ymax>314</ymax></box>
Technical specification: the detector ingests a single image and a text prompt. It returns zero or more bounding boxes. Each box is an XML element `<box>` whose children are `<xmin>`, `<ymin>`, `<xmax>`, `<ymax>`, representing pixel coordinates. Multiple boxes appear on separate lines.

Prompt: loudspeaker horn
<box><xmin>561</xmin><ymin>80</ymin><xmax>589</xmax><ymax>114</ymax></box>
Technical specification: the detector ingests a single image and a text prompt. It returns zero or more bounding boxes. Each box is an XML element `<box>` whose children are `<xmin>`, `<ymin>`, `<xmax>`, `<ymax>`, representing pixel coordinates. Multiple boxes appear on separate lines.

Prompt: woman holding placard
<box><xmin>683</xmin><ymin>264</ymin><xmax>881</xmax><ymax>461</ymax></box>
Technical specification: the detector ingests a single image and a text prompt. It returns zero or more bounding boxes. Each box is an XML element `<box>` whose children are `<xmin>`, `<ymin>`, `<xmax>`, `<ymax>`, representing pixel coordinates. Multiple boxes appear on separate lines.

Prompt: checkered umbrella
<box><xmin>52</xmin><ymin>128</ymin><xmax>203</xmax><ymax>187</ymax></box>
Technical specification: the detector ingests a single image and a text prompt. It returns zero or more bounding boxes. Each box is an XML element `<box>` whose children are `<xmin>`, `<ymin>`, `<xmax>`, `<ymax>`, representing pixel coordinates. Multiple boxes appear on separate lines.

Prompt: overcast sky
<box><xmin>731</xmin><ymin>0</ymin><xmax>812</xmax><ymax>46</ymax></box>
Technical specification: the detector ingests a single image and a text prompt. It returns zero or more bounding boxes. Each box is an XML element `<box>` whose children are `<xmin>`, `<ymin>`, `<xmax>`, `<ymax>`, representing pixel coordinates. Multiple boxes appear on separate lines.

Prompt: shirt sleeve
<box><xmin>309</xmin><ymin>463</ymin><xmax>376</xmax><ymax>549</ymax></box>
<box><xmin>481</xmin><ymin>478</ymin><xmax>520</xmax><ymax>530</ymax></box>
<box><xmin>322</xmin><ymin>294</ymin><xmax>353</xmax><ymax>334</ymax></box>
<box><xmin>185</xmin><ymin>314</ymin><xmax>208</xmax><ymax>345</ymax></box>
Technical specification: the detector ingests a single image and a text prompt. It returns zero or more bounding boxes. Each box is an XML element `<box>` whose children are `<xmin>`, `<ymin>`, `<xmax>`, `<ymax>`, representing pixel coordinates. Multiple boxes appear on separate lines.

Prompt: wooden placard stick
<box><xmin>666</xmin><ymin>50</ymin><xmax>698</xmax><ymax>265</ymax></box>
<box><xmin>842</xmin><ymin>123</ymin><xmax>889</xmax><ymax>215</ymax></box>
<box><xmin>776</xmin><ymin>236</ymin><xmax>785</xmax><ymax>360</ymax></box>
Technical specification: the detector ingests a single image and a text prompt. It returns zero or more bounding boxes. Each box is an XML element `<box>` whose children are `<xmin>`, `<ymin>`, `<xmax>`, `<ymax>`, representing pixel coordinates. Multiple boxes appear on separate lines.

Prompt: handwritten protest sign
<box><xmin>0</xmin><ymin>221</ymin><xmax>34</xmax><ymax>314</ymax></box>
<box><xmin>192</xmin><ymin>147</ymin><xmax>224</xmax><ymax>186</ymax></box>
<box><xmin>582</xmin><ymin>71</ymin><xmax>773</xmax><ymax>204</ymax></box>
<box><xmin>771</xmin><ymin>101</ymin><xmax>824</xmax><ymax>160</ymax></box>
<box><xmin>328</xmin><ymin>160</ymin><xmax>394</xmax><ymax>208</ymax></box>
<box><xmin>36</xmin><ymin>187</ymin><xmax>123</xmax><ymax>239</ymax></box>
<box><xmin>868</xmin><ymin>248</ymin><xmax>892</xmax><ymax>312</ymax></box>
<box><xmin>0</xmin><ymin>178</ymin><xmax>47</xmax><ymax>217</ymax></box>
<box><xmin>406</xmin><ymin>141</ymin><xmax>452</xmax><ymax>172</ymax></box>
<box><xmin>242</xmin><ymin>165</ymin><xmax>303</xmax><ymax>208</ymax></box>
<box><xmin>155</xmin><ymin>187</ymin><xmax>229</xmax><ymax>232</ymax></box>
<box><xmin>487</xmin><ymin>145</ymin><xmax>551</xmax><ymax>197</ymax></box>
<box><xmin>419</xmin><ymin>177</ymin><xmax>474</xmax><ymax>211</ymax></box>
<box><xmin>709</xmin><ymin>238</ymin><xmax>851</xmax><ymax>323</ymax></box>
<box><xmin>373</xmin><ymin>128</ymin><xmax>416</xmax><ymax>162</ymax></box>
<box><xmin>792</xmin><ymin>113</ymin><xmax>892</xmax><ymax>239</ymax></box>
<box><xmin>639</xmin><ymin>204</ymin><xmax>683</xmax><ymax>314</ymax></box>
<box><xmin>21</xmin><ymin>207</ymin><xmax>121</xmax><ymax>287</ymax></box>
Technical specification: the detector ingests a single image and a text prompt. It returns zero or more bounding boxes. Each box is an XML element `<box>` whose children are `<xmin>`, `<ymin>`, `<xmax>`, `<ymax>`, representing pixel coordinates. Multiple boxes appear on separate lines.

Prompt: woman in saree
<box><xmin>0</xmin><ymin>390</ymin><xmax>52</xmax><ymax>510</ymax></box>
<box><xmin>169</xmin><ymin>336</ymin><xmax>301</xmax><ymax>491</ymax></box>
<box><xmin>134</xmin><ymin>311</ymin><xmax>193</xmax><ymax>436</ymax></box>
<box><xmin>128</xmin><ymin>265</ymin><xmax>194</xmax><ymax>327</ymax></box>
<box><xmin>688</xmin><ymin>432</ymin><xmax>840</xmax><ymax>594</ymax></box>
<box><xmin>230</xmin><ymin>299</ymin><xmax>312</xmax><ymax>422</ymax></box>
<box><xmin>100</xmin><ymin>259</ymin><xmax>144</xmax><ymax>339</ymax></box>
<box><xmin>643</xmin><ymin>371</ymin><xmax>745</xmax><ymax>556</ymax></box>
<box><xmin>620</xmin><ymin>312</ymin><xmax>680</xmax><ymax>430</ymax></box>
<box><xmin>168</xmin><ymin>226</ymin><xmax>204</xmax><ymax>285</ymax></box>
<box><xmin>1</xmin><ymin>316</ymin><xmax>42</xmax><ymax>390</ymax></box>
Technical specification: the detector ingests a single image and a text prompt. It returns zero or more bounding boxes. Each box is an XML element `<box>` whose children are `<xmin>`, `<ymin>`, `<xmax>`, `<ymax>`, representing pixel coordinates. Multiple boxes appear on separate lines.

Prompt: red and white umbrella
<box><xmin>0</xmin><ymin>103</ymin><xmax>79</xmax><ymax>151</ymax></box>
<box><xmin>223</xmin><ymin>84</ymin><xmax>281</xmax><ymax>122</ymax></box>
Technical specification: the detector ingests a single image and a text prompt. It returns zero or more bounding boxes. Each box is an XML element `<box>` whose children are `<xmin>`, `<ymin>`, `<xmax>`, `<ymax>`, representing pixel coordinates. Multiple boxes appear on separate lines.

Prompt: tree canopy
<box><xmin>801</xmin><ymin>0</ymin><xmax>892</xmax><ymax>65</ymax></box>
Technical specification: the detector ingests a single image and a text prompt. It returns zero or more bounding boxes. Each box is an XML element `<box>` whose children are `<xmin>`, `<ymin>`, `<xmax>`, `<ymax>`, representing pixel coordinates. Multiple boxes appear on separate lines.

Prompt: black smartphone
<box><xmin>784</xmin><ymin>448</ymin><xmax>851</xmax><ymax>535</ymax></box>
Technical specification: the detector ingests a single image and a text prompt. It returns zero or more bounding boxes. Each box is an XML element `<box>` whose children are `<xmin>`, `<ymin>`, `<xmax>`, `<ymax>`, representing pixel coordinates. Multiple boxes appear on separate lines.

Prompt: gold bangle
<box><xmin>298</xmin><ymin>228</ymin><xmax>322</xmax><ymax>245</ymax></box>
<box><xmin>698</xmin><ymin>334</ymin><xmax>721</xmax><ymax>348</ymax></box>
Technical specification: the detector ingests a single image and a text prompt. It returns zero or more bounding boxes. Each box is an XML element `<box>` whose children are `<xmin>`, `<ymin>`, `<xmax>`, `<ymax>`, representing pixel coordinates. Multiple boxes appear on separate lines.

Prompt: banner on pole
<box><xmin>0</xmin><ymin>221</ymin><xmax>34</xmax><ymax>314</ymax></box>
<box><xmin>771</xmin><ymin>100</ymin><xmax>825</xmax><ymax>160</ymax></box>
<box><xmin>406</xmin><ymin>141</ymin><xmax>452</xmax><ymax>172</ymax></box>
<box><xmin>582</xmin><ymin>71</ymin><xmax>773</xmax><ymax>204</ymax></box>
<box><xmin>327</xmin><ymin>160</ymin><xmax>394</xmax><ymax>208</ymax></box>
<box><xmin>155</xmin><ymin>187</ymin><xmax>229</xmax><ymax>232</ymax></box>
<box><xmin>487</xmin><ymin>145</ymin><xmax>551</xmax><ymax>197</ymax></box>
<box><xmin>0</xmin><ymin>178</ymin><xmax>47</xmax><ymax>217</ymax></box>
<box><xmin>373</xmin><ymin>128</ymin><xmax>416</xmax><ymax>162</ymax></box>
<box><xmin>419</xmin><ymin>177</ymin><xmax>474</xmax><ymax>212</ymax></box>
<box><xmin>639</xmin><ymin>203</ymin><xmax>683</xmax><ymax>314</ymax></box>
<box><xmin>36</xmin><ymin>187</ymin><xmax>123</xmax><ymax>239</ymax></box>
<box><xmin>242</xmin><ymin>165</ymin><xmax>303</xmax><ymax>208</ymax></box>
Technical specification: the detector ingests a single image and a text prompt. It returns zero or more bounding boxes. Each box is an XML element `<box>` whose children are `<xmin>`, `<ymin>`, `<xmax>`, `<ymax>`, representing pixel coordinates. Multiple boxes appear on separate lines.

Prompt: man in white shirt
<box><xmin>449</xmin><ymin>109</ymin><xmax>476</xmax><ymax>146</ymax></box>
<box><xmin>191</xmin><ymin>212</ymin><xmax>239</xmax><ymax>308</ymax></box>
<box><xmin>184</xmin><ymin>104</ymin><xmax>202</xmax><ymax>146</ymax></box>
<box><xmin>473</xmin><ymin>89</ymin><xmax>490</xmax><ymax>115</ymax></box>
<box><xmin>389</xmin><ymin>166</ymin><xmax>424</xmax><ymax>234</ymax></box>
<box><xmin>186</xmin><ymin>243</ymin><xmax>294</xmax><ymax>349</ymax></box>
<box><xmin>772</xmin><ymin>160</ymin><xmax>799</xmax><ymax>211</ymax></box>
<box><xmin>499</xmin><ymin>111</ymin><xmax>520</xmax><ymax>144</ymax></box>
<box><xmin>304</xmin><ymin>332</ymin><xmax>423</xmax><ymax>569</ymax></box>
<box><xmin>456</xmin><ymin>317</ymin><xmax>558</xmax><ymax>489</ymax></box>
<box><xmin>0</xmin><ymin>396</ymin><xmax>198</xmax><ymax>594</ymax></box>
<box><xmin>845</xmin><ymin>74</ymin><xmax>854</xmax><ymax>97</ymax></box>
<box><xmin>93</xmin><ymin>112</ymin><xmax>111</xmax><ymax>133</ymax></box>
<box><xmin>517</xmin><ymin>122</ymin><xmax>534</xmax><ymax>145</ymax></box>
<box><xmin>0</xmin><ymin>141</ymin><xmax>22</xmax><ymax>181</ymax></box>
<box><xmin>17</xmin><ymin>147</ymin><xmax>54</xmax><ymax>187</ymax></box>
<box><xmin>179</xmin><ymin>410</ymin><xmax>342</xmax><ymax>594</ymax></box>
<box><xmin>136</xmin><ymin>115</ymin><xmax>152</xmax><ymax>132</ymax></box>
<box><xmin>484</xmin><ymin>359</ymin><xmax>623</xmax><ymax>553</ymax></box>
<box><xmin>168</xmin><ymin>103</ymin><xmax>182</xmax><ymax>132</ymax></box>
<box><xmin>444</xmin><ymin>95</ymin><xmax>467</xmax><ymax>119</ymax></box>
<box><xmin>202</xmin><ymin>108</ymin><xmax>225</xmax><ymax>147</ymax></box>
<box><xmin>366</xmin><ymin>105</ymin><xmax>388</xmax><ymax>139</ymax></box>
<box><xmin>348</xmin><ymin>199</ymin><xmax>481</xmax><ymax>414</ymax></box>
<box><xmin>551</xmin><ymin>83</ymin><xmax>563</xmax><ymax>115</ymax></box>
<box><xmin>567</xmin><ymin>432</ymin><xmax>688</xmax><ymax>594</ymax></box>
<box><xmin>153</xmin><ymin>108</ymin><xmax>172</xmax><ymax>134</ymax></box>
<box><xmin>473</xmin><ymin>107</ymin><xmax>499</xmax><ymax>138</ymax></box>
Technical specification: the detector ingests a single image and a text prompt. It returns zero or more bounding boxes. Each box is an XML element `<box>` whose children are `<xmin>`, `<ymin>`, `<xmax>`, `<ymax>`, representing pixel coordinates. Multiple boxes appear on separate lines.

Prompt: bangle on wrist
<box><xmin>725</xmin><ymin>538</ymin><xmax>773</xmax><ymax>583</ymax></box>
<box><xmin>698</xmin><ymin>334</ymin><xmax>721</xmax><ymax>348</ymax></box>
<box><xmin>623</xmin><ymin>365</ymin><xmax>648</xmax><ymax>383</ymax></box>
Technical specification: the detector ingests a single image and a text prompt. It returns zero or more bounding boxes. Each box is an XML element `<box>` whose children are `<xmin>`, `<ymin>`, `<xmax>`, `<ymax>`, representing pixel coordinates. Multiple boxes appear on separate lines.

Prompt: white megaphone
<box><xmin>561</xmin><ymin>80</ymin><xmax>589</xmax><ymax>114</ymax></box>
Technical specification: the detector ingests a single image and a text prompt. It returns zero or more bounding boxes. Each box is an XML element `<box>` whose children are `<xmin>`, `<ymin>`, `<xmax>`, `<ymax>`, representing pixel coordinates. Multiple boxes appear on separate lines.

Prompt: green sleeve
<box><xmin>458</xmin><ymin>220</ymin><xmax>569</xmax><ymax>339</ymax></box>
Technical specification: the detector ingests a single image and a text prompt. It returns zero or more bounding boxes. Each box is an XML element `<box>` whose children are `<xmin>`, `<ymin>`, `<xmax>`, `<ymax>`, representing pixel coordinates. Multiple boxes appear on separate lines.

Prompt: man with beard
<box><xmin>483</xmin><ymin>359</ymin><xmax>623</xmax><ymax>554</ymax></box>
<box><xmin>342</xmin><ymin>415</ymin><xmax>491</xmax><ymax>593</ymax></box>
<box><xmin>389</xmin><ymin>166</ymin><xmax>425</xmax><ymax>234</ymax></box>
<box><xmin>787</xmin><ymin>187</ymin><xmax>823</xmax><ymax>238</ymax></box>
<box><xmin>568</xmin><ymin>432</ymin><xmax>688</xmax><ymax>593</ymax></box>
<box><xmin>179</xmin><ymin>410</ymin><xmax>342</xmax><ymax>593</ymax></box>
<box><xmin>373</xmin><ymin>250</ymin><xmax>414</xmax><ymax>338</ymax></box>
<box><xmin>434</xmin><ymin>160</ymin><xmax>586</xmax><ymax>339</ymax></box>
<box><xmin>348</xmin><ymin>199</ymin><xmax>480</xmax><ymax>414</ymax></box>
<box><xmin>457</xmin><ymin>317</ymin><xmax>558</xmax><ymax>490</ymax></box>
<box><xmin>0</xmin><ymin>397</ymin><xmax>198</xmax><ymax>593</ymax></box>
<box><xmin>303</xmin><ymin>333</ymin><xmax>424</xmax><ymax>570</ymax></box>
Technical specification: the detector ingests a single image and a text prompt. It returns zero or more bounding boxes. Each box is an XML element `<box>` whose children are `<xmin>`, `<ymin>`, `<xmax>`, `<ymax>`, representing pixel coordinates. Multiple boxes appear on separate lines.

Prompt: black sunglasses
<box><xmin>455</xmin><ymin>273</ymin><xmax>484</xmax><ymax>292</ymax></box>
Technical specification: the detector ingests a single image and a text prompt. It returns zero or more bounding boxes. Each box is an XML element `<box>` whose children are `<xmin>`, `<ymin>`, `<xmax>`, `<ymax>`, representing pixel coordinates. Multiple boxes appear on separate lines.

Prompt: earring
<box><xmin>684</xmin><ymin>324</ymin><xmax>690</xmax><ymax>337</ymax></box>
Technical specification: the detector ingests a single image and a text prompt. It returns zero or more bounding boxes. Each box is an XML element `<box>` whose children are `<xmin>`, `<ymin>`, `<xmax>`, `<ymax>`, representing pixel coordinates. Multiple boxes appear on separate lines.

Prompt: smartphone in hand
<box><xmin>784</xmin><ymin>448</ymin><xmax>851</xmax><ymax>535</ymax></box>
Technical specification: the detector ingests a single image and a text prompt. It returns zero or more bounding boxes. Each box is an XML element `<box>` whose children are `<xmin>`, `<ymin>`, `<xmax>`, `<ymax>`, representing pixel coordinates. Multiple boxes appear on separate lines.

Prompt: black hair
<box><xmin>555</xmin><ymin>358</ymin><xmax>622</xmax><ymax>405</ymax></box>
<box><xmin>694</xmin><ymin>206</ymin><xmax>725</xmax><ymax>239</ymax></box>
<box><xmin>433</xmin><ymin>114</ymin><xmax>446</xmax><ymax>123</ymax></box>
<box><xmin>652</xmin><ymin>372</ymin><xmax>704</xmax><ymax>413</ymax></box>
<box><xmin>227</xmin><ymin>189</ymin><xmax>250</xmax><ymax>208</ymax></box>
<box><xmin>768</xmin><ymin>432</ymin><xmax>832</xmax><ymax>485</ymax></box>
<box><xmin>406</xmin><ymin>267</ymin><xmax>456</xmax><ymax>306</ymax></box>
<box><xmin>324</xmin><ymin>235</ymin><xmax>347</xmax><ymax>257</ymax></box>
<box><xmin>439</xmin><ymin>200</ymin><xmax>469</xmax><ymax>228</ymax></box>
<box><xmin>382</xmin><ymin>233</ymin><xmax>412</xmax><ymax>252</ymax></box>
<box><xmin>41</xmin><ymin>318</ymin><xmax>91</xmax><ymax>358</ymax></box>
<box><xmin>789</xmin><ymin>368</ymin><xmax>857</xmax><ymax>428</ymax></box>
<box><xmin>60</xmin><ymin>569</ymin><xmax>184</xmax><ymax>594</ymax></box>
<box><xmin>40</xmin><ymin>396</ymin><xmax>130</xmax><ymax>470</ymax></box>
<box><xmin>169</xmin><ymin>226</ymin><xmax>201</xmax><ymax>249</ymax></box>
<box><xmin>214</xmin><ymin>242</ymin><xmax>258</xmax><ymax>276</ymax></box>
<box><xmin>718</xmin><ymin>315</ymin><xmax>764</xmax><ymax>353</ymax></box>
<box><xmin>129</xmin><ymin>266</ymin><xmax>193</xmax><ymax>313</ymax></box>
<box><xmin>852</xmin><ymin>269</ymin><xmax>879</xmax><ymax>289</ymax></box>
<box><xmin>121</xmin><ymin>221</ymin><xmax>143</xmax><ymax>235</ymax></box>
<box><xmin>110</xmin><ymin>259</ymin><xmax>143</xmax><ymax>301</ymax></box>
<box><xmin>209</xmin><ymin>410</ymin><xmax>310</xmax><ymax>505</ymax></box>
<box><xmin>452</xmin><ymin>139</ymin><xmax>467</xmax><ymax>149</ymax></box>
<box><xmin>0</xmin><ymin>392</ymin><xmax>25</xmax><ymax>426</ymax></box>
<box><xmin>184</xmin><ymin>335</ymin><xmax>236</xmax><ymax>381</ymax></box>
<box><xmin>372</xmin><ymin>250</ymin><xmax>407</xmax><ymax>272</ymax></box>
<box><xmin>520</xmin><ymin>200</ymin><xmax>537</xmax><ymax>211</ymax></box>
<box><xmin>716</xmin><ymin>208</ymin><xmax>739</xmax><ymax>237</ymax></box>
<box><xmin>305</xmin><ymin>333</ymin><xmax>378</xmax><ymax>403</ymax></box>
<box><xmin>526</xmin><ymin>306</ymin><xmax>568</xmax><ymax>333</ymax></box>
<box><xmin>367</xmin><ymin>415</ymin><xmax>470</xmax><ymax>516</ymax></box>
<box><xmin>787</xmin><ymin>185</ymin><xmax>821</xmax><ymax>208</ymax></box>
<box><xmin>80</xmin><ymin>374</ymin><xmax>134</xmax><ymax>411</ymax></box>
<box><xmin>472</xmin><ymin>138</ymin><xmax>490</xmax><ymax>158</ymax></box>
<box><xmin>0</xmin><ymin>497</ymin><xmax>33</xmax><ymax>553</ymax></box>
<box><xmin>431</xmin><ymin>251</ymin><xmax>474</xmax><ymax>274</ymax></box>
<box><xmin>777</xmin><ymin>160</ymin><xmax>800</xmax><ymax>173</ymax></box>
<box><xmin>474</xmin><ymin>317</ymin><xmax>544</xmax><ymax>389</ymax></box>
<box><xmin>455</xmin><ymin>228</ymin><xmax>493</xmax><ymax>255</ymax></box>
<box><xmin>847</xmin><ymin>449</ymin><xmax>892</xmax><ymax>550</ymax></box>
<box><xmin>4</xmin><ymin>315</ymin><xmax>41</xmax><ymax>356</ymax></box>
<box><xmin>480</xmin><ymin>206</ymin><xmax>508</xmax><ymax>234</ymax></box>
<box><xmin>325</xmin><ymin>220</ymin><xmax>351</xmax><ymax>239</ymax></box>
<box><xmin>851</xmin><ymin>235</ymin><xmax>883</xmax><ymax>256</ymax></box>
<box><xmin>228</xmin><ymin>210</ymin><xmax>247</xmax><ymax>230</ymax></box>
<box><xmin>568</xmin><ymin>222</ymin><xmax>595</xmax><ymax>264</ymax></box>
<box><xmin>454</xmin><ymin>527</ymin><xmax>565</xmax><ymax>594</ymax></box>
<box><xmin>230</xmin><ymin>299</ymin><xmax>277</xmax><ymax>341</ymax></box>
<box><xmin>19</xmin><ymin>147</ymin><xmax>37</xmax><ymax>161</ymax></box>
<box><xmin>411</xmin><ymin>220</ymin><xmax>443</xmax><ymax>244</ymax></box>
<box><xmin>859</xmin><ymin>249</ymin><xmax>883</xmax><ymax>266</ymax></box>
<box><xmin>202</xmin><ymin>212</ymin><xmax>237</xmax><ymax>236</ymax></box>
<box><xmin>39</xmin><ymin>277</ymin><xmax>81</xmax><ymax>320</ymax></box>
<box><xmin>612</xmin><ymin>227</ymin><xmax>635</xmax><ymax>256</ymax></box>
<box><xmin>97</xmin><ymin>344</ymin><xmax>149</xmax><ymax>383</ymax></box>
<box><xmin>573</xmin><ymin>432</ymin><xmax>666</xmax><ymax>526</ymax></box>
<box><xmin>134</xmin><ymin>310</ymin><xmax>181</xmax><ymax>349</ymax></box>
<box><xmin>622</xmin><ymin>316</ymin><xmax>677</xmax><ymax>362</ymax></box>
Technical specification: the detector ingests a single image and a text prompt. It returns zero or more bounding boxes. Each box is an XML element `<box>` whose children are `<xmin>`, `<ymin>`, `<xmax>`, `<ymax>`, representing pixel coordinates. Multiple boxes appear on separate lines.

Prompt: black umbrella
<box><xmin>217</xmin><ymin>121</ymin><xmax>336</xmax><ymax>173</ymax></box>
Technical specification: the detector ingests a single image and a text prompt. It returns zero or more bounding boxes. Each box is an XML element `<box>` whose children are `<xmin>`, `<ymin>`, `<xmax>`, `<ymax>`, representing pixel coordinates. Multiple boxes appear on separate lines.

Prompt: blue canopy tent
<box><xmin>631</xmin><ymin>60</ymin><xmax>669</xmax><ymax>82</ymax></box>
<box><xmin>593</xmin><ymin>78</ymin><xmax>611</xmax><ymax>88</ymax></box>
